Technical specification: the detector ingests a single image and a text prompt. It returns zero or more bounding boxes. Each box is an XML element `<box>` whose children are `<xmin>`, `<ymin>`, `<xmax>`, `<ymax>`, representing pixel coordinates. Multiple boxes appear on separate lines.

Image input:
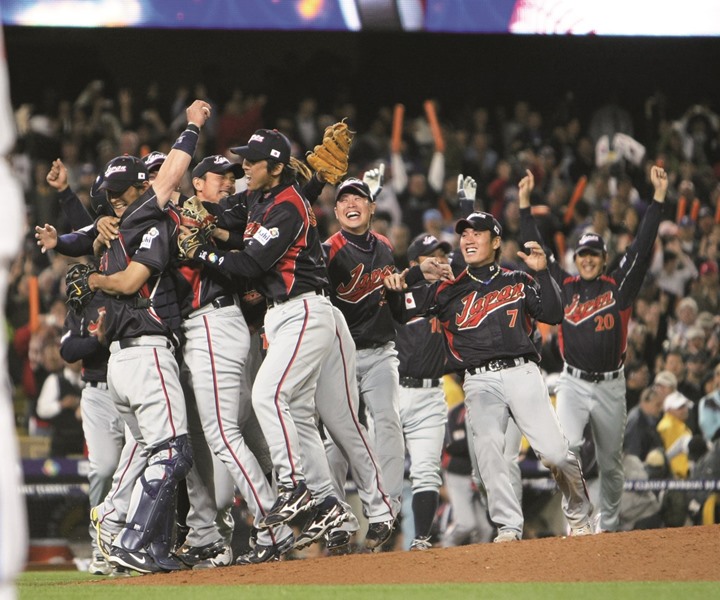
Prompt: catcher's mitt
<box><xmin>306</xmin><ymin>120</ymin><xmax>354</xmax><ymax>185</ymax></box>
<box><xmin>178</xmin><ymin>226</ymin><xmax>211</xmax><ymax>261</ymax></box>
<box><xmin>181</xmin><ymin>196</ymin><xmax>217</xmax><ymax>232</ymax></box>
<box><xmin>65</xmin><ymin>263</ymin><xmax>97</xmax><ymax>314</ymax></box>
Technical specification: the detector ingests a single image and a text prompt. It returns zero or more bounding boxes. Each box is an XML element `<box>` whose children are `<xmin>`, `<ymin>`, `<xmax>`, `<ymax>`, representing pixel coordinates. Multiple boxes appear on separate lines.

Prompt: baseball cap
<box><xmin>142</xmin><ymin>151</ymin><xmax>167</xmax><ymax>173</ymax></box>
<box><xmin>230</xmin><ymin>129</ymin><xmax>291</xmax><ymax>164</ymax></box>
<box><xmin>335</xmin><ymin>178</ymin><xmax>373</xmax><ymax>202</ymax></box>
<box><xmin>98</xmin><ymin>156</ymin><xmax>148</xmax><ymax>193</ymax></box>
<box><xmin>454</xmin><ymin>212</ymin><xmax>502</xmax><ymax>237</ymax></box>
<box><xmin>663</xmin><ymin>390</ymin><xmax>693</xmax><ymax>412</ymax></box>
<box><xmin>407</xmin><ymin>234</ymin><xmax>452</xmax><ymax>262</ymax></box>
<box><xmin>700</xmin><ymin>260</ymin><xmax>719</xmax><ymax>276</ymax></box>
<box><xmin>574</xmin><ymin>232</ymin><xmax>607</xmax><ymax>256</ymax></box>
<box><xmin>653</xmin><ymin>370</ymin><xmax>678</xmax><ymax>389</ymax></box>
<box><xmin>192</xmin><ymin>155</ymin><xmax>244</xmax><ymax>179</ymax></box>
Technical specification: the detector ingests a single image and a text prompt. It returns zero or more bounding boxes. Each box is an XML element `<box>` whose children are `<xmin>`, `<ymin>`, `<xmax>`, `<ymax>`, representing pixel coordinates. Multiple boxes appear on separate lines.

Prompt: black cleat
<box><xmin>259</xmin><ymin>481</ymin><xmax>312</xmax><ymax>528</ymax></box>
<box><xmin>174</xmin><ymin>539</ymin><xmax>226</xmax><ymax>568</ymax></box>
<box><xmin>108</xmin><ymin>547</ymin><xmax>163</xmax><ymax>574</ymax></box>
<box><xmin>293</xmin><ymin>496</ymin><xmax>350</xmax><ymax>550</ymax></box>
<box><xmin>235</xmin><ymin>534</ymin><xmax>294</xmax><ymax>565</ymax></box>
<box><xmin>365</xmin><ymin>519</ymin><xmax>395</xmax><ymax>552</ymax></box>
<box><xmin>325</xmin><ymin>529</ymin><xmax>352</xmax><ymax>556</ymax></box>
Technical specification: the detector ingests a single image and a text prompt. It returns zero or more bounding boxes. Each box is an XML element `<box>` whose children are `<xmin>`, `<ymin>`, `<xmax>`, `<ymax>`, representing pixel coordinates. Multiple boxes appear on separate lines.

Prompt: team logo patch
<box><xmin>139</xmin><ymin>227</ymin><xmax>159</xmax><ymax>250</ymax></box>
<box><xmin>198</xmin><ymin>250</ymin><xmax>219</xmax><ymax>264</ymax></box>
<box><xmin>254</xmin><ymin>226</ymin><xmax>279</xmax><ymax>246</ymax></box>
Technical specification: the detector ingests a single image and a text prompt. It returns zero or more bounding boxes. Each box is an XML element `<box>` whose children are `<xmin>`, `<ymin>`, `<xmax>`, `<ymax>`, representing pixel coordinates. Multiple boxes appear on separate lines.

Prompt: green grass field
<box><xmin>17</xmin><ymin>572</ymin><xmax>719</xmax><ymax>600</ymax></box>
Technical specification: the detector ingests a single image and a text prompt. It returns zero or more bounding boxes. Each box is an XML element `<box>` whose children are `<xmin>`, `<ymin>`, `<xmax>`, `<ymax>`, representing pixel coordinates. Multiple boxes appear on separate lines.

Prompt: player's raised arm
<box><xmin>153</xmin><ymin>100</ymin><xmax>211</xmax><ymax>208</ymax></box>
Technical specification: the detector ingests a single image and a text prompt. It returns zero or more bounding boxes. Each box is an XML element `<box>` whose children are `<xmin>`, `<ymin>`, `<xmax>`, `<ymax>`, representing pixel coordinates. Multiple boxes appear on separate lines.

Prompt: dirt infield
<box><xmin>101</xmin><ymin>525</ymin><xmax>720</xmax><ymax>585</ymax></box>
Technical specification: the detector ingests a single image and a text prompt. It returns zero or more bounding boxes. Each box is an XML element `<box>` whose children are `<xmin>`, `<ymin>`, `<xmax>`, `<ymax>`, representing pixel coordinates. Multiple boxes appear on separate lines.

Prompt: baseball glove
<box><xmin>178</xmin><ymin>226</ymin><xmax>211</xmax><ymax>261</ymax></box>
<box><xmin>65</xmin><ymin>263</ymin><xmax>97</xmax><ymax>314</ymax></box>
<box><xmin>181</xmin><ymin>196</ymin><xmax>217</xmax><ymax>232</ymax></box>
<box><xmin>306</xmin><ymin>120</ymin><xmax>354</xmax><ymax>185</ymax></box>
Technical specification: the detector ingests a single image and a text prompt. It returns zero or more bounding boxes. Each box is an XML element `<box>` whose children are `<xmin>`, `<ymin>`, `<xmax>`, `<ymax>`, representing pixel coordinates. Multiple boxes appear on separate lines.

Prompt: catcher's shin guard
<box><xmin>119</xmin><ymin>435</ymin><xmax>193</xmax><ymax>551</ymax></box>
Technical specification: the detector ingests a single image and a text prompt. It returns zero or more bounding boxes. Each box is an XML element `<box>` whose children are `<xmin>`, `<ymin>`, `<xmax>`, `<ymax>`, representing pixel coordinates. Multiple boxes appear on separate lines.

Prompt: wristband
<box><xmin>172</xmin><ymin>126</ymin><xmax>200</xmax><ymax>156</ymax></box>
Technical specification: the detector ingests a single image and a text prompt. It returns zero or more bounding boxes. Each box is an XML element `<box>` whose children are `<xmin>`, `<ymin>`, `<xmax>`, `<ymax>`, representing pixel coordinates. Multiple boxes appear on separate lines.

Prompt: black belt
<box><xmin>118</xmin><ymin>337</ymin><xmax>174</xmax><ymax>351</ymax></box>
<box><xmin>400</xmin><ymin>377</ymin><xmax>441</xmax><ymax>389</ymax></box>
<box><xmin>267</xmin><ymin>289</ymin><xmax>325</xmax><ymax>309</ymax></box>
<box><xmin>564</xmin><ymin>364</ymin><xmax>622</xmax><ymax>383</ymax></box>
<box><xmin>85</xmin><ymin>381</ymin><xmax>108</xmax><ymax>390</ymax></box>
<box><xmin>209</xmin><ymin>295</ymin><xmax>235</xmax><ymax>310</ymax></box>
<box><xmin>466</xmin><ymin>356</ymin><xmax>532</xmax><ymax>376</ymax></box>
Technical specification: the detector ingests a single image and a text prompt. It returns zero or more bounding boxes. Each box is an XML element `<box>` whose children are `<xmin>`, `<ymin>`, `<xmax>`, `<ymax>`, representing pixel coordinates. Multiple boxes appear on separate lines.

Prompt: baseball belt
<box><xmin>466</xmin><ymin>356</ymin><xmax>531</xmax><ymax>376</ymax></box>
<box><xmin>399</xmin><ymin>377</ymin><xmax>441</xmax><ymax>389</ymax></box>
<box><xmin>564</xmin><ymin>364</ymin><xmax>622</xmax><ymax>383</ymax></box>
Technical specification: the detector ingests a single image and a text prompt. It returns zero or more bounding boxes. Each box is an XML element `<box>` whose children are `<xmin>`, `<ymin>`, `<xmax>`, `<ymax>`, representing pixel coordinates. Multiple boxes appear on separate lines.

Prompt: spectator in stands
<box><xmin>698</xmin><ymin>364</ymin><xmax>720</xmax><ymax>444</ymax></box>
<box><xmin>35</xmin><ymin>332</ymin><xmax>85</xmax><ymax>457</ymax></box>
<box><xmin>657</xmin><ymin>391</ymin><xmax>694</xmax><ymax>479</ymax></box>
<box><xmin>624</xmin><ymin>386</ymin><xmax>664</xmax><ymax>462</ymax></box>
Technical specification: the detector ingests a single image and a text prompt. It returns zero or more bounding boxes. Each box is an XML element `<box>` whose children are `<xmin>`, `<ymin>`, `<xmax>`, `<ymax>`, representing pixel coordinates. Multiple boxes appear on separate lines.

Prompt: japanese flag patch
<box><xmin>404</xmin><ymin>292</ymin><xmax>416</xmax><ymax>309</ymax></box>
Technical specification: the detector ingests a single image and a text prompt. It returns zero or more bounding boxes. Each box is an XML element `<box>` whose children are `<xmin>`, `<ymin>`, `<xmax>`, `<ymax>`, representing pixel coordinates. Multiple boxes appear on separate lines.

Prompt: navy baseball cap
<box><xmin>231</xmin><ymin>129</ymin><xmax>291</xmax><ymax>165</ymax></box>
<box><xmin>335</xmin><ymin>178</ymin><xmax>373</xmax><ymax>202</ymax></box>
<box><xmin>407</xmin><ymin>234</ymin><xmax>452</xmax><ymax>262</ymax></box>
<box><xmin>142</xmin><ymin>151</ymin><xmax>167</xmax><ymax>173</ymax></box>
<box><xmin>574</xmin><ymin>232</ymin><xmax>607</xmax><ymax>256</ymax></box>
<box><xmin>98</xmin><ymin>156</ymin><xmax>148</xmax><ymax>193</ymax></box>
<box><xmin>192</xmin><ymin>155</ymin><xmax>244</xmax><ymax>179</ymax></box>
<box><xmin>455</xmin><ymin>212</ymin><xmax>502</xmax><ymax>237</ymax></box>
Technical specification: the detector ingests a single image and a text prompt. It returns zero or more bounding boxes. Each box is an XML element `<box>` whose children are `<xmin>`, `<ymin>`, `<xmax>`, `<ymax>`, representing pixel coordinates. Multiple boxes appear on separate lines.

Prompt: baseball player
<box><xmin>322</xmin><ymin>175</ymin><xmax>451</xmax><ymax>550</ymax></box>
<box><xmin>385</xmin><ymin>211</ymin><xmax>595</xmax><ymax>541</ymax></box>
<box><xmin>174</xmin><ymin>153</ymin><xmax>296</xmax><ymax>565</ymax></box>
<box><xmin>178</xmin><ymin>129</ymin><xmax>350</xmax><ymax>556</ymax></box>
<box><xmin>76</xmin><ymin>100</ymin><xmax>212</xmax><ymax>573</ymax></box>
<box><xmin>323</xmin><ymin>177</ymin><xmax>405</xmax><ymax>523</ymax></box>
<box><xmin>394</xmin><ymin>233</ymin><xmax>451</xmax><ymax>550</ymax></box>
<box><xmin>519</xmin><ymin>167</ymin><xmax>668</xmax><ymax>532</ymax></box>
<box><xmin>42</xmin><ymin>157</ymin><xmax>126</xmax><ymax>575</ymax></box>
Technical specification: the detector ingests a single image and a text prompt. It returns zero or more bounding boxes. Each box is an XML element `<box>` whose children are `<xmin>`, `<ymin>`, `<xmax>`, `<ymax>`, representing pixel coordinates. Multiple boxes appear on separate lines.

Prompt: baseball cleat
<box><xmin>174</xmin><ymin>539</ymin><xmax>227</xmax><ymax>569</ymax></box>
<box><xmin>493</xmin><ymin>530</ymin><xmax>521</xmax><ymax>543</ymax></box>
<box><xmin>325</xmin><ymin>530</ymin><xmax>352</xmax><ymax>556</ymax></box>
<box><xmin>409</xmin><ymin>536</ymin><xmax>432</xmax><ymax>551</ymax></box>
<box><xmin>364</xmin><ymin>518</ymin><xmax>395</xmax><ymax>552</ymax></box>
<box><xmin>260</xmin><ymin>481</ymin><xmax>313</xmax><ymax>528</ymax></box>
<box><xmin>88</xmin><ymin>553</ymin><xmax>114</xmax><ymax>576</ymax></box>
<box><xmin>293</xmin><ymin>496</ymin><xmax>350</xmax><ymax>550</ymax></box>
<box><xmin>235</xmin><ymin>534</ymin><xmax>294</xmax><ymax>565</ymax></box>
<box><xmin>108</xmin><ymin>547</ymin><xmax>163</xmax><ymax>574</ymax></box>
<box><xmin>193</xmin><ymin>544</ymin><xmax>232</xmax><ymax>569</ymax></box>
<box><xmin>90</xmin><ymin>506</ymin><xmax>118</xmax><ymax>562</ymax></box>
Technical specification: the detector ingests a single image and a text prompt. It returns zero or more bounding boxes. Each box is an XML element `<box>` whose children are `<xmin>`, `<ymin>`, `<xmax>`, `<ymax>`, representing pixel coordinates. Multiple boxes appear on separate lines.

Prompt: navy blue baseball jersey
<box><xmin>520</xmin><ymin>200</ymin><xmax>662</xmax><ymax>373</ymax></box>
<box><xmin>323</xmin><ymin>230</ymin><xmax>402</xmax><ymax>348</ymax></box>
<box><xmin>60</xmin><ymin>293</ymin><xmax>110</xmax><ymax>383</ymax></box>
<box><xmin>98</xmin><ymin>190</ymin><xmax>182</xmax><ymax>343</ymax></box>
<box><xmin>406</xmin><ymin>263</ymin><xmax>563</xmax><ymax>370</ymax></box>
<box><xmin>195</xmin><ymin>183</ymin><xmax>329</xmax><ymax>302</ymax></box>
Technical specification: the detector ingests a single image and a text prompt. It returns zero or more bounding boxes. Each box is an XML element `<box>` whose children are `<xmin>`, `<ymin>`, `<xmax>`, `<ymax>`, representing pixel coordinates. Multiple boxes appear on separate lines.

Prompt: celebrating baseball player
<box><xmin>385</xmin><ymin>210</ymin><xmax>595</xmax><ymax>541</ymax></box>
<box><xmin>178</xmin><ymin>128</ymin><xmax>351</xmax><ymax>558</ymax></box>
<box><xmin>63</xmin><ymin>100</ymin><xmax>212</xmax><ymax>573</ymax></box>
<box><xmin>394</xmin><ymin>233</ymin><xmax>452</xmax><ymax>550</ymax></box>
<box><xmin>519</xmin><ymin>166</ymin><xmax>667</xmax><ymax>533</ymax></box>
